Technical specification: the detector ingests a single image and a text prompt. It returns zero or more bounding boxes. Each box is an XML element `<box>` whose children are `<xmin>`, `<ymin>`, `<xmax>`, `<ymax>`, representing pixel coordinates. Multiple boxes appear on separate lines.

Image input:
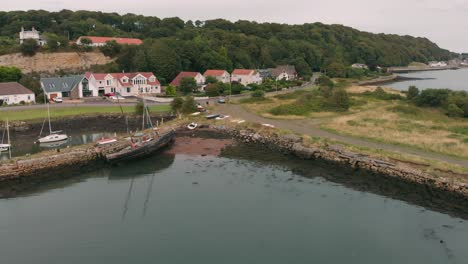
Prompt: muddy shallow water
<box><xmin>0</xmin><ymin>136</ymin><xmax>467</xmax><ymax>264</ymax></box>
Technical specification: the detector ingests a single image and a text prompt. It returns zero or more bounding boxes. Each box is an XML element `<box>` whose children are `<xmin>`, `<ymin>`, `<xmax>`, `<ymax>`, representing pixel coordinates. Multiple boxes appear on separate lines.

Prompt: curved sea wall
<box><xmin>212</xmin><ymin>125</ymin><xmax>468</xmax><ymax>199</ymax></box>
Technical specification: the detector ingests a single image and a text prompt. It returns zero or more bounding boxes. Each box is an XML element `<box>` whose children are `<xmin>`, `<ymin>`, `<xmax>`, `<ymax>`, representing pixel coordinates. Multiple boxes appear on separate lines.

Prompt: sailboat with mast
<box><xmin>0</xmin><ymin>119</ymin><xmax>11</xmax><ymax>156</ymax></box>
<box><xmin>37</xmin><ymin>99</ymin><xmax>68</xmax><ymax>144</ymax></box>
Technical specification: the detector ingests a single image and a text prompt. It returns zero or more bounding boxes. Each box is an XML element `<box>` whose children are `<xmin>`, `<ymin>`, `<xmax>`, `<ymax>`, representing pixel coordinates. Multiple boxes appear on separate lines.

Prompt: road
<box><xmin>0</xmin><ymin>81</ymin><xmax>315</xmax><ymax>112</ymax></box>
<box><xmin>216</xmin><ymin>104</ymin><xmax>468</xmax><ymax>168</ymax></box>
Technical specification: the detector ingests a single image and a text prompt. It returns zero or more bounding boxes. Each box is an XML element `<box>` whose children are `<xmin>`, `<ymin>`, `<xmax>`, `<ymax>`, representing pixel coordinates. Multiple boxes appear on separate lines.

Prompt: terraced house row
<box><xmin>40</xmin><ymin>72</ymin><xmax>161</xmax><ymax>100</ymax></box>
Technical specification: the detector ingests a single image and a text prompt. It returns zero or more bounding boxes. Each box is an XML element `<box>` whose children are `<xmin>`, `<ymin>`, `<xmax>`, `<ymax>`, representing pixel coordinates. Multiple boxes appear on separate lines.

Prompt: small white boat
<box><xmin>190</xmin><ymin>112</ymin><xmax>201</xmax><ymax>116</ymax></box>
<box><xmin>237</xmin><ymin>120</ymin><xmax>245</xmax><ymax>124</ymax></box>
<box><xmin>39</xmin><ymin>139</ymin><xmax>68</xmax><ymax>148</ymax></box>
<box><xmin>0</xmin><ymin>144</ymin><xmax>10</xmax><ymax>152</ymax></box>
<box><xmin>262</xmin><ymin>123</ymin><xmax>275</xmax><ymax>128</ymax></box>
<box><xmin>187</xmin><ymin>123</ymin><xmax>198</xmax><ymax>130</ymax></box>
<box><xmin>37</xmin><ymin>100</ymin><xmax>69</xmax><ymax>144</ymax></box>
<box><xmin>215</xmin><ymin>115</ymin><xmax>230</xmax><ymax>120</ymax></box>
<box><xmin>37</xmin><ymin>133</ymin><xmax>69</xmax><ymax>143</ymax></box>
<box><xmin>96</xmin><ymin>138</ymin><xmax>117</xmax><ymax>145</ymax></box>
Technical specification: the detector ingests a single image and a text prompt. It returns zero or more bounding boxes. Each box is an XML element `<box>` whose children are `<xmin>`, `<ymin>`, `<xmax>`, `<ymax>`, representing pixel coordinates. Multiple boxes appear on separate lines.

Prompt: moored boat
<box><xmin>205</xmin><ymin>114</ymin><xmax>220</xmax><ymax>120</ymax></box>
<box><xmin>187</xmin><ymin>123</ymin><xmax>198</xmax><ymax>130</ymax></box>
<box><xmin>96</xmin><ymin>137</ymin><xmax>118</xmax><ymax>145</ymax></box>
<box><xmin>0</xmin><ymin>144</ymin><xmax>10</xmax><ymax>152</ymax></box>
<box><xmin>106</xmin><ymin>130</ymin><xmax>176</xmax><ymax>164</ymax></box>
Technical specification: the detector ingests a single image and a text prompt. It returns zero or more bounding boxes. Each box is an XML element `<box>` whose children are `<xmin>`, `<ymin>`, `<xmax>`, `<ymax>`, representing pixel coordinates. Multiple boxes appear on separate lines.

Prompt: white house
<box><xmin>19</xmin><ymin>27</ymin><xmax>47</xmax><ymax>46</ymax></box>
<box><xmin>428</xmin><ymin>61</ymin><xmax>448</xmax><ymax>67</ymax></box>
<box><xmin>203</xmin><ymin>70</ymin><xmax>231</xmax><ymax>83</ymax></box>
<box><xmin>269</xmin><ymin>65</ymin><xmax>298</xmax><ymax>81</ymax></box>
<box><xmin>231</xmin><ymin>69</ymin><xmax>262</xmax><ymax>86</ymax></box>
<box><xmin>86</xmin><ymin>72</ymin><xmax>161</xmax><ymax>97</ymax></box>
<box><xmin>351</xmin><ymin>63</ymin><xmax>369</xmax><ymax>69</ymax></box>
<box><xmin>0</xmin><ymin>82</ymin><xmax>35</xmax><ymax>105</ymax></box>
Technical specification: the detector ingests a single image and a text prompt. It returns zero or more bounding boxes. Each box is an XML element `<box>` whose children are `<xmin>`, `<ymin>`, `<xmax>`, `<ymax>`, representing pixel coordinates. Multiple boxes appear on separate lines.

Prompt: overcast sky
<box><xmin>3</xmin><ymin>0</ymin><xmax>468</xmax><ymax>52</ymax></box>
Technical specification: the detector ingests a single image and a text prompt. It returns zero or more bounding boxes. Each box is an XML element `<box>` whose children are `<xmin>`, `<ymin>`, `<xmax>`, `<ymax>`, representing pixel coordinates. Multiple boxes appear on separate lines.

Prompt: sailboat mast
<box><xmin>141</xmin><ymin>97</ymin><xmax>145</xmax><ymax>131</ymax></box>
<box><xmin>47</xmin><ymin>102</ymin><xmax>52</xmax><ymax>134</ymax></box>
<box><xmin>6</xmin><ymin>118</ymin><xmax>11</xmax><ymax>160</ymax></box>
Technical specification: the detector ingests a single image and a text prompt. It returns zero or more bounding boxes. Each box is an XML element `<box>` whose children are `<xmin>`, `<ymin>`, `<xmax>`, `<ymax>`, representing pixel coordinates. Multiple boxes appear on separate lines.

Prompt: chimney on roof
<box><xmin>21</xmin><ymin>26</ymin><xmax>24</xmax><ymax>32</ymax></box>
<box><xmin>32</xmin><ymin>27</ymin><xmax>36</xmax><ymax>31</ymax></box>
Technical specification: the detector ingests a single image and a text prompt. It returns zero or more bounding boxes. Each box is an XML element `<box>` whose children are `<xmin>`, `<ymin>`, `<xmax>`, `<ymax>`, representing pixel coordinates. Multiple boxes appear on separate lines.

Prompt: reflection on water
<box><xmin>7</xmin><ymin>131</ymin><xmax>117</xmax><ymax>158</ymax></box>
<box><xmin>0</xmin><ymin>145</ymin><xmax>467</xmax><ymax>264</ymax></box>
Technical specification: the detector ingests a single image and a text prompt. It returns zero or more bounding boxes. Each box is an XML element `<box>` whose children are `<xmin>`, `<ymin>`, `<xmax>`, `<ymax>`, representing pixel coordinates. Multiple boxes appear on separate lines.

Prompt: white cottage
<box><xmin>231</xmin><ymin>69</ymin><xmax>262</xmax><ymax>86</ymax></box>
<box><xmin>19</xmin><ymin>27</ymin><xmax>47</xmax><ymax>46</ymax></box>
<box><xmin>0</xmin><ymin>82</ymin><xmax>35</xmax><ymax>105</ymax></box>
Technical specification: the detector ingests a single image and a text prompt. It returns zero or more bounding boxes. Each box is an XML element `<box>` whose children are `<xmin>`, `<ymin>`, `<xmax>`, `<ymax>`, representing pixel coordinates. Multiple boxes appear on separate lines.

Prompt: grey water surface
<box><xmin>0</xmin><ymin>147</ymin><xmax>466</xmax><ymax>264</ymax></box>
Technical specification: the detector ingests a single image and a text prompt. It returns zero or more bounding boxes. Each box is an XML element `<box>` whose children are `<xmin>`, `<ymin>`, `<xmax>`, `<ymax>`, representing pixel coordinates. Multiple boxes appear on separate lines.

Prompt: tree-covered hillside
<box><xmin>0</xmin><ymin>10</ymin><xmax>456</xmax><ymax>83</ymax></box>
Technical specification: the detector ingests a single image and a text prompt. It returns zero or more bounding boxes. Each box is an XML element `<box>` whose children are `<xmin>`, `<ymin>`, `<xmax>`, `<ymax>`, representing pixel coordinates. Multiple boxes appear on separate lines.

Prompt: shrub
<box><xmin>329</xmin><ymin>88</ymin><xmax>350</xmax><ymax>111</ymax></box>
<box><xmin>414</xmin><ymin>89</ymin><xmax>450</xmax><ymax>107</ymax></box>
<box><xmin>180</xmin><ymin>77</ymin><xmax>197</xmax><ymax>95</ymax></box>
<box><xmin>20</xmin><ymin>39</ymin><xmax>39</xmax><ymax>56</ymax></box>
<box><xmin>447</xmin><ymin>104</ymin><xmax>464</xmax><ymax>117</ymax></box>
<box><xmin>205</xmin><ymin>83</ymin><xmax>220</xmax><ymax>97</ymax></box>
<box><xmin>407</xmin><ymin>86</ymin><xmax>419</xmax><ymax>100</ymax></box>
<box><xmin>181</xmin><ymin>96</ymin><xmax>197</xmax><ymax>114</ymax></box>
<box><xmin>251</xmin><ymin>90</ymin><xmax>265</xmax><ymax>98</ymax></box>
<box><xmin>316</xmin><ymin>75</ymin><xmax>334</xmax><ymax>88</ymax></box>
<box><xmin>170</xmin><ymin>97</ymin><xmax>184</xmax><ymax>114</ymax></box>
<box><xmin>165</xmin><ymin>85</ymin><xmax>177</xmax><ymax>96</ymax></box>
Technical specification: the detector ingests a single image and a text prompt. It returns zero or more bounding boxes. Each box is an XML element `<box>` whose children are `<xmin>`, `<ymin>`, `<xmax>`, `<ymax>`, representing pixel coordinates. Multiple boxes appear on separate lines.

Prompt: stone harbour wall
<box><xmin>213</xmin><ymin>125</ymin><xmax>468</xmax><ymax>198</ymax></box>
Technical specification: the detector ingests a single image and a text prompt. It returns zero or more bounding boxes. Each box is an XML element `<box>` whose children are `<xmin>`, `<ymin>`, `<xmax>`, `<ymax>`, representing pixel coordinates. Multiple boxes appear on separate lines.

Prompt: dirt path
<box><xmin>216</xmin><ymin>104</ymin><xmax>468</xmax><ymax>168</ymax></box>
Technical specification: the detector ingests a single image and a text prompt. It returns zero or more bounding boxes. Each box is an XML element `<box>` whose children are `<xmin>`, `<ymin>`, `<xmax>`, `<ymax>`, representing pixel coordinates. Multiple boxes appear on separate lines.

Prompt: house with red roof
<box><xmin>170</xmin><ymin>72</ymin><xmax>206</xmax><ymax>89</ymax></box>
<box><xmin>86</xmin><ymin>72</ymin><xmax>161</xmax><ymax>97</ymax></box>
<box><xmin>76</xmin><ymin>36</ymin><xmax>143</xmax><ymax>47</ymax></box>
<box><xmin>231</xmin><ymin>69</ymin><xmax>262</xmax><ymax>86</ymax></box>
<box><xmin>203</xmin><ymin>70</ymin><xmax>231</xmax><ymax>83</ymax></box>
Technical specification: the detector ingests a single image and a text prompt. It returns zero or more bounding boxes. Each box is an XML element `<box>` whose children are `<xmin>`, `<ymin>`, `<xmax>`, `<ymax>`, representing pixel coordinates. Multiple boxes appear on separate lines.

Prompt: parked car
<box><xmin>104</xmin><ymin>92</ymin><xmax>115</xmax><ymax>97</ymax></box>
<box><xmin>217</xmin><ymin>98</ymin><xmax>226</xmax><ymax>104</ymax></box>
<box><xmin>53</xmin><ymin>97</ymin><xmax>63</xmax><ymax>103</ymax></box>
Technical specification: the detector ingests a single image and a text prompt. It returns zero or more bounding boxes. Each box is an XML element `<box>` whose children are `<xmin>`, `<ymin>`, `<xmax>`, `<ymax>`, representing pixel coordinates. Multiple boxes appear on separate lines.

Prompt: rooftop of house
<box><xmin>170</xmin><ymin>72</ymin><xmax>201</xmax><ymax>86</ymax></box>
<box><xmin>204</xmin><ymin>70</ymin><xmax>228</xmax><ymax>76</ymax></box>
<box><xmin>41</xmin><ymin>75</ymin><xmax>84</xmax><ymax>93</ymax></box>
<box><xmin>232</xmin><ymin>69</ymin><xmax>255</xmax><ymax>75</ymax></box>
<box><xmin>79</xmin><ymin>36</ymin><xmax>143</xmax><ymax>45</ymax></box>
<box><xmin>0</xmin><ymin>82</ymin><xmax>34</xmax><ymax>96</ymax></box>
<box><xmin>85</xmin><ymin>72</ymin><xmax>160</xmax><ymax>85</ymax></box>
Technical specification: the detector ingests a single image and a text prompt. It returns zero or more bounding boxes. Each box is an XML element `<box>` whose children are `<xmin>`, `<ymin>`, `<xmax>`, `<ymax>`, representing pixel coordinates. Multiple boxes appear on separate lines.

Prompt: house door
<box><xmin>98</xmin><ymin>88</ymin><xmax>105</xmax><ymax>96</ymax></box>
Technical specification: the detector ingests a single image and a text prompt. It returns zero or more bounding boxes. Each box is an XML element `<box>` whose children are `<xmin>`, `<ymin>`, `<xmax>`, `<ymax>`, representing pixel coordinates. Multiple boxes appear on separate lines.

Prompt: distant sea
<box><xmin>386</xmin><ymin>68</ymin><xmax>468</xmax><ymax>91</ymax></box>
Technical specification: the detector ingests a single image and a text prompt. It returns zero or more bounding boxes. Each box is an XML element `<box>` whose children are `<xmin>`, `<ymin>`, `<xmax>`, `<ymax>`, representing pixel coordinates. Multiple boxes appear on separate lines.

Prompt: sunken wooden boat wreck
<box><xmin>106</xmin><ymin>130</ymin><xmax>176</xmax><ymax>164</ymax></box>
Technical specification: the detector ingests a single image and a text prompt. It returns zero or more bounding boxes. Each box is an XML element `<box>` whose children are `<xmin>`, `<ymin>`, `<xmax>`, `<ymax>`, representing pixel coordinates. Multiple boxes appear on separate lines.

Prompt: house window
<box><xmin>106</xmin><ymin>80</ymin><xmax>111</xmax><ymax>86</ymax></box>
<box><xmin>126</xmin><ymin>87</ymin><xmax>131</xmax><ymax>93</ymax></box>
<box><xmin>111</xmin><ymin>88</ymin><xmax>116</xmax><ymax>93</ymax></box>
<box><xmin>28</xmin><ymin>95</ymin><xmax>31</xmax><ymax>100</ymax></box>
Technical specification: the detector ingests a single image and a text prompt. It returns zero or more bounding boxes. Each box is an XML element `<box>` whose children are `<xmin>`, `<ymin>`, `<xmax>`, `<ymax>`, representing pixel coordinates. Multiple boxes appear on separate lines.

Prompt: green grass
<box><xmin>238</xmin><ymin>97</ymin><xmax>272</xmax><ymax>104</ymax></box>
<box><xmin>0</xmin><ymin>105</ymin><xmax>171</xmax><ymax>121</ymax></box>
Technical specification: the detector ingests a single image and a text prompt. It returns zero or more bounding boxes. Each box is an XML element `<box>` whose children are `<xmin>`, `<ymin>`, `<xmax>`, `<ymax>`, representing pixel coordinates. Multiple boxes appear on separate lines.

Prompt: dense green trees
<box><xmin>179</xmin><ymin>77</ymin><xmax>197</xmax><ymax>95</ymax></box>
<box><xmin>20</xmin><ymin>39</ymin><xmax>39</xmax><ymax>56</ymax></box>
<box><xmin>0</xmin><ymin>10</ymin><xmax>456</xmax><ymax>81</ymax></box>
<box><xmin>0</xmin><ymin>66</ymin><xmax>22</xmax><ymax>82</ymax></box>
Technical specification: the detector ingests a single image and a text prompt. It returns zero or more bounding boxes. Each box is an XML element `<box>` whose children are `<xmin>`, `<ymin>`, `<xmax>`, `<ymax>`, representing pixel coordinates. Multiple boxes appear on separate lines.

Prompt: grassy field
<box><xmin>238</xmin><ymin>85</ymin><xmax>468</xmax><ymax>159</ymax></box>
<box><xmin>0</xmin><ymin>105</ymin><xmax>171</xmax><ymax>121</ymax></box>
<box><xmin>322</xmin><ymin>100</ymin><xmax>468</xmax><ymax>159</ymax></box>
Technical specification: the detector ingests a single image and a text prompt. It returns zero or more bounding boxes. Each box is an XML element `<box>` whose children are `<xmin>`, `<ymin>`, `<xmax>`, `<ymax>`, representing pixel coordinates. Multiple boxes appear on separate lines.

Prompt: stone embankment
<box><xmin>0</xmin><ymin>52</ymin><xmax>112</xmax><ymax>74</ymax></box>
<box><xmin>213</xmin><ymin>125</ymin><xmax>468</xmax><ymax>198</ymax></box>
<box><xmin>0</xmin><ymin>140</ymin><xmax>130</xmax><ymax>186</ymax></box>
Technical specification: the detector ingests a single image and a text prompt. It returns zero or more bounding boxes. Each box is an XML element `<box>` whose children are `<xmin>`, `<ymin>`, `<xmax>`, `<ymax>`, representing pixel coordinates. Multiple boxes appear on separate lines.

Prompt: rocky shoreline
<box><xmin>210</xmin><ymin>125</ymin><xmax>468</xmax><ymax>199</ymax></box>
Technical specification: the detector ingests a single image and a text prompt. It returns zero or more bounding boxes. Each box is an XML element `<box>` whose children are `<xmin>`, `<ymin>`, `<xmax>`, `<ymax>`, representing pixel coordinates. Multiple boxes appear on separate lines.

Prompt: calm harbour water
<box><xmin>0</xmin><ymin>145</ymin><xmax>466</xmax><ymax>264</ymax></box>
<box><xmin>387</xmin><ymin>68</ymin><xmax>468</xmax><ymax>91</ymax></box>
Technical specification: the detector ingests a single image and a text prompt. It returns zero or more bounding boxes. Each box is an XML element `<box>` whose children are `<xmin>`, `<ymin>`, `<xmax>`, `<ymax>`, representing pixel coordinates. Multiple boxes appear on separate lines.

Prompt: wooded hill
<box><xmin>0</xmin><ymin>10</ymin><xmax>457</xmax><ymax>83</ymax></box>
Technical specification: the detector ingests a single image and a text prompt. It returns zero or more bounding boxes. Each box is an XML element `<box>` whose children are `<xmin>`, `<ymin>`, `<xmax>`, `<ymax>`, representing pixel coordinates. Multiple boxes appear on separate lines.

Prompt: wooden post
<box><xmin>6</xmin><ymin>118</ymin><xmax>11</xmax><ymax>160</ymax></box>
